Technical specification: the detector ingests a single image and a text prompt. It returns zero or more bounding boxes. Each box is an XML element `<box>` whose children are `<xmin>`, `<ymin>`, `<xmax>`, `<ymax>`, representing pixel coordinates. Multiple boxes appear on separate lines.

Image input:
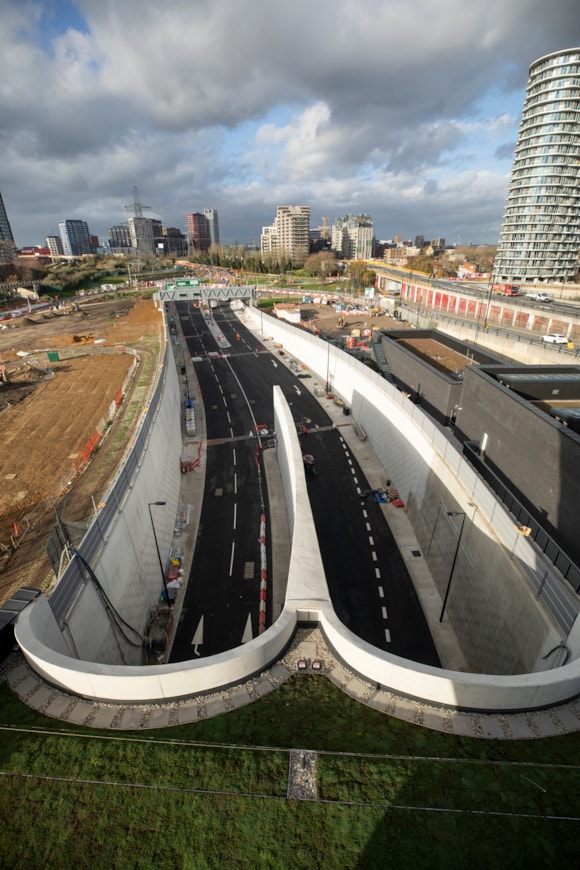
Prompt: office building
<box><xmin>495</xmin><ymin>47</ymin><xmax>580</xmax><ymax>284</ymax></box>
<box><xmin>59</xmin><ymin>219</ymin><xmax>92</xmax><ymax>256</ymax></box>
<box><xmin>108</xmin><ymin>224</ymin><xmax>132</xmax><ymax>251</ymax></box>
<box><xmin>260</xmin><ymin>206</ymin><xmax>310</xmax><ymax>265</ymax></box>
<box><xmin>203</xmin><ymin>209</ymin><xmax>220</xmax><ymax>247</ymax></box>
<box><xmin>0</xmin><ymin>192</ymin><xmax>16</xmax><ymax>264</ymax></box>
<box><xmin>128</xmin><ymin>217</ymin><xmax>156</xmax><ymax>254</ymax></box>
<box><xmin>331</xmin><ymin>214</ymin><xmax>374</xmax><ymax>260</ymax></box>
<box><xmin>186</xmin><ymin>212</ymin><xmax>211</xmax><ymax>252</ymax></box>
<box><xmin>0</xmin><ymin>192</ymin><xmax>15</xmax><ymax>245</ymax></box>
<box><xmin>161</xmin><ymin>227</ymin><xmax>188</xmax><ymax>257</ymax></box>
<box><xmin>46</xmin><ymin>236</ymin><xmax>64</xmax><ymax>258</ymax></box>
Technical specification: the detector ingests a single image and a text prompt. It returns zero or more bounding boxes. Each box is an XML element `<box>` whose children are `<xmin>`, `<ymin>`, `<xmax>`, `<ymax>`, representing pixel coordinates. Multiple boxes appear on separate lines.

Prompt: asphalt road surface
<box><xmin>171</xmin><ymin>303</ymin><xmax>439</xmax><ymax>668</ymax></box>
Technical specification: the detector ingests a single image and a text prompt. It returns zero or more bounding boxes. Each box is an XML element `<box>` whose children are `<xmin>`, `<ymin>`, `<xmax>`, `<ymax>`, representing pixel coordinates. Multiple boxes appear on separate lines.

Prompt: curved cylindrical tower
<box><xmin>494</xmin><ymin>48</ymin><xmax>580</xmax><ymax>284</ymax></box>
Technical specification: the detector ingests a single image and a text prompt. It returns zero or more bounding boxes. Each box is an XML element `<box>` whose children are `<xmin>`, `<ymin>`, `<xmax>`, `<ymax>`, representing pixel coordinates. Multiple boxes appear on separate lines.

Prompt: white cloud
<box><xmin>0</xmin><ymin>0</ymin><xmax>578</xmax><ymax>245</ymax></box>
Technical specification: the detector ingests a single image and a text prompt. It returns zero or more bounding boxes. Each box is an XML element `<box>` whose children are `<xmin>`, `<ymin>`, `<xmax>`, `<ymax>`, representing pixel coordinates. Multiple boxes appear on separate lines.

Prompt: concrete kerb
<box><xmin>162</xmin><ymin>308</ymin><xmax>207</xmax><ymax>657</ymax></box>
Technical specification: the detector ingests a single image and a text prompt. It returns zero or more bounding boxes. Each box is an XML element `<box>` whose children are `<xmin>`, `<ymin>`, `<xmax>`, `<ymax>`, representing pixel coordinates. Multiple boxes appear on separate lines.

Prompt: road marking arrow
<box><xmin>242</xmin><ymin>613</ymin><xmax>254</xmax><ymax>644</ymax></box>
<box><xmin>293</xmin><ymin>385</ymin><xmax>302</xmax><ymax>395</ymax></box>
<box><xmin>191</xmin><ymin>615</ymin><xmax>204</xmax><ymax>656</ymax></box>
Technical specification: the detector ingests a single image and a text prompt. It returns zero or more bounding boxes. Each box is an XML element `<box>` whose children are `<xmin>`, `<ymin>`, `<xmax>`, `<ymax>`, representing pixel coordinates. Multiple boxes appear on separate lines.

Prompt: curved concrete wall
<box><xmin>14</xmin><ymin>309</ymin><xmax>580</xmax><ymax>711</ymax></box>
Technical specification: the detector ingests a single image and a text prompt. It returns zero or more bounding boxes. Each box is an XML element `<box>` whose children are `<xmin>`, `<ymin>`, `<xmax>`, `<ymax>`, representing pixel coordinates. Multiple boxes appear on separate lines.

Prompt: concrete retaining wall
<box><xmin>14</xmin><ymin>308</ymin><xmax>580</xmax><ymax>710</ymax></box>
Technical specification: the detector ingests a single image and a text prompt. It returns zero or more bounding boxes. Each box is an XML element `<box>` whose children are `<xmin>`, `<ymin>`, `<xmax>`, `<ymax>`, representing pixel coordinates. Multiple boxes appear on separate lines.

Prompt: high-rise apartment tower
<box><xmin>203</xmin><ymin>209</ymin><xmax>220</xmax><ymax>247</ymax></box>
<box><xmin>260</xmin><ymin>206</ymin><xmax>310</xmax><ymax>265</ymax></box>
<box><xmin>59</xmin><ymin>219</ymin><xmax>92</xmax><ymax>256</ymax></box>
<box><xmin>494</xmin><ymin>48</ymin><xmax>580</xmax><ymax>284</ymax></box>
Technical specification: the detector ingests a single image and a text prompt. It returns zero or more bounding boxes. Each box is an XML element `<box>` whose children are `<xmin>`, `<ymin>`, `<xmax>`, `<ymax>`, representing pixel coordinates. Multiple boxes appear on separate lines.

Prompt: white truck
<box><xmin>526</xmin><ymin>291</ymin><xmax>553</xmax><ymax>302</ymax></box>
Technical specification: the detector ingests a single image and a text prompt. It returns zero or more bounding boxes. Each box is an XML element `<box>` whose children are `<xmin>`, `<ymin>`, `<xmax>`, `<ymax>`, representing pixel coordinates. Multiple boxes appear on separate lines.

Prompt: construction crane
<box><xmin>124</xmin><ymin>185</ymin><xmax>151</xmax><ymax>218</ymax></box>
<box><xmin>321</xmin><ymin>216</ymin><xmax>331</xmax><ymax>240</ymax></box>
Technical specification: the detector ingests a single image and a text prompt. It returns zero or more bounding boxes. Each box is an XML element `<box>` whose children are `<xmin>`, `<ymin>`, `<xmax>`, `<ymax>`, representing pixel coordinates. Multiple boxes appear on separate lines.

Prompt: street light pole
<box><xmin>148</xmin><ymin>501</ymin><xmax>171</xmax><ymax>607</ymax></box>
<box><xmin>439</xmin><ymin>512</ymin><xmax>466</xmax><ymax>623</ymax></box>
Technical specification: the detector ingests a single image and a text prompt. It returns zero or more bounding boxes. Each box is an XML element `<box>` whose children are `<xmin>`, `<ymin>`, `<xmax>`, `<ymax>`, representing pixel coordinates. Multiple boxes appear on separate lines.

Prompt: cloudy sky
<box><xmin>1</xmin><ymin>0</ymin><xmax>579</xmax><ymax>249</ymax></box>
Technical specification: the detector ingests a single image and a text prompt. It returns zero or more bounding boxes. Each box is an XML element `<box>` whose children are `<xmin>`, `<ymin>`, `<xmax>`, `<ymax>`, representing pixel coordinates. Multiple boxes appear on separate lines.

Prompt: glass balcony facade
<box><xmin>494</xmin><ymin>48</ymin><xmax>580</xmax><ymax>284</ymax></box>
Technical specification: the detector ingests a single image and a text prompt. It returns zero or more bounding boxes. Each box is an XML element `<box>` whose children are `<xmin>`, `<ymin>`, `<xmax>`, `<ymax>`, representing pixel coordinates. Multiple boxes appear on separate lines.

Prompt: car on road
<box><xmin>527</xmin><ymin>292</ymin><xmax>553</xmax><ymax>303</ymax></box>
<box><xmin>541</xmin><ymin>333</ymin><xmax>568</xmax><ymax>344</ymax></box>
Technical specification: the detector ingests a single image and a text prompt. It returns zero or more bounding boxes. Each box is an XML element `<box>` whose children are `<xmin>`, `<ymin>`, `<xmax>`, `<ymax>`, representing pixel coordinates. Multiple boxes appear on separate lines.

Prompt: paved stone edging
<box><xmin>2</xmin><ymin>627</ymin><xmax>580</xmax><ymax>739</ymax></box>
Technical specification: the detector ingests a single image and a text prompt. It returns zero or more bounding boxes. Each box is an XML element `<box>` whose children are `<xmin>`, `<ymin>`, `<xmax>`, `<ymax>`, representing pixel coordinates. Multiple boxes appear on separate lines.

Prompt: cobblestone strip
<box><xmin>287</xmin><ymin>750</ymin><xmax>318</xmax><ymax>801</ymax></box>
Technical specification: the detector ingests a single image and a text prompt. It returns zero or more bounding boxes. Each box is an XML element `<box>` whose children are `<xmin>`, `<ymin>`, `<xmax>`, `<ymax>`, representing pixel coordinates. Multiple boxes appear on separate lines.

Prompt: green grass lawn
<box><xmin>0</xmin><ymin>674</ymin><xmax>578</xmax><ymax>868</ymax></box>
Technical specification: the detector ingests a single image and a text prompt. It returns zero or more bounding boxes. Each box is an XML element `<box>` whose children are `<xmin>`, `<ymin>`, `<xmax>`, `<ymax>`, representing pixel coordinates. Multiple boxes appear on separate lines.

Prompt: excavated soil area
<box><xmin>0</xmin><ymin>354</ymin><xmax>133</xmax><ymax>527</ymax></box>
<box><xmin>0</xmin><ymin>297</ymin><xmax>162</xmax><ymax>603</ymax></box>
<box><xmin>396</xmin><ymin>337</ymin><xmax>476</xmax><ymax>375</ymax></box>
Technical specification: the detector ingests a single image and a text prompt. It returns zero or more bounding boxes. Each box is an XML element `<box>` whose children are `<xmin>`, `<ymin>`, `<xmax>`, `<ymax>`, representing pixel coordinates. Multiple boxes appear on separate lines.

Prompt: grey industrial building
<box><xmin>376</xmin><ymin>329</ymin><xmax>580</xmax><ymax>579</ymax></box>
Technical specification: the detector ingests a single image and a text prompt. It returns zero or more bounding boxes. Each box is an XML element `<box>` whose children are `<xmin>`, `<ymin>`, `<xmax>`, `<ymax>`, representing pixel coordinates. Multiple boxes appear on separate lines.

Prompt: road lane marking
<box><xmin>362</xmin><ymin>510</ymin><xmax>368</xmax><ymax>518</ymax></box>
<box><xmin>369</xmin><ymin>536</ymin><xmax>374</xmax><ymax>546</ymax></box>
<box><xmin>366</xmin><ymin>522</ymin><xmax>371</xmax><ymax>531</ymax></box>
<box><xmin>191</xmin><ymin>615</ymin><xmax>204</xmax><ymax>655</ymax></box>
<box><xmin>385</xmin><ymin>629</ymin><xmax>391</xmax><ymax>643</ymax></box>
<box><xmin>382</xmin><ymin>606</ymin><xmax>388</xmax><ymax>619</ymax></box>
<box><xmin>372</xmin><ymin>551</ymin><xmax>377</xmax><ymax>561</ymax></box>
<box><xmin>233</xmin><ymin>502</ymin><xmax>237</xmax><ymax>530</ymax></box>
<box><xmin>378</xmin><ymin>586</ymin><xmax>384</xmax><ymax>598</ymax></box>
<box><xmin>232</xmin><ymin>448</ymin><xmax>236</xmax><ymax>466</ymax></box>
<box><xmin>242</xmin><ymin>613</ymin><xmax>253</xmax><ymax>643</ymax></box>
<box><xmin>234</xmin><ymin>473</ymin><xmax>237</xmax><ymax>494</ymax></box>
<box><xmin>375</xmin><ymin>568</ymin><xmax>381</xmax><ymax>578</ymax></box>
<box><xmin>229</xmin><ymin>541</ymin><xmax>235</xmax><ymax>576</ymax></box>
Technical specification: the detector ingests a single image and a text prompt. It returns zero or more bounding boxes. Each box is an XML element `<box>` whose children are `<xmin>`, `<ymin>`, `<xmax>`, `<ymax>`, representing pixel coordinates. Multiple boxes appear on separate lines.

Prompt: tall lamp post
<box><xmin>148</xmin><ymin>501</ymin><xmax>171</xmax><ymax>607</ymax></box>
<box><xmin>439</xmin><ymin>511</ymin><xmax>466</xmax><ymax>623</ymax></box>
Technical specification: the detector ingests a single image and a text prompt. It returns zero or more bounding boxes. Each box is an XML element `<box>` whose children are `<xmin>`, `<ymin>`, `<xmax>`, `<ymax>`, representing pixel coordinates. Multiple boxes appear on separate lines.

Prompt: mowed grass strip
<box><xmin>317</xmin><ymin>754</ymin><xmax>580</xmax><ymax>815</ymax></box>
<box><xmin>2</xmin><ymin>676</ymin><xmax>580</xmax><ymax>867</ymax></box>
<box><xmin>0</xmin><ymin>730</ymin><xmax>288</xmax><ymax>797</ymax></box>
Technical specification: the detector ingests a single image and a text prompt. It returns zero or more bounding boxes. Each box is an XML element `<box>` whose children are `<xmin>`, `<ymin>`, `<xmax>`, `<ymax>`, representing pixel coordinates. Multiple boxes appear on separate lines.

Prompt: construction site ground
<box><xmin>0</xmin><ymin>298</ymin><xmax>163</xmax><ymax>606</ymax></box>
<box><xmin>300</xmin><ymin>304</ymin><xmax>475</xmax><ymax>374</ymax></box>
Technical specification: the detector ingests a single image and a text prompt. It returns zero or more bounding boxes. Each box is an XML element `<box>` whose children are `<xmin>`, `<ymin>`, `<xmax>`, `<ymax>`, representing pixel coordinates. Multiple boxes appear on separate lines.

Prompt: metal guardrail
<box><xmin>49</xmin><ymin>346</ymin><xmax>169</xmax><ymax>626</ymax></box>
<box><xmin>422</xmin><ymin>312</ymin><xmax>580</xmax><ymax>357</ymax></box>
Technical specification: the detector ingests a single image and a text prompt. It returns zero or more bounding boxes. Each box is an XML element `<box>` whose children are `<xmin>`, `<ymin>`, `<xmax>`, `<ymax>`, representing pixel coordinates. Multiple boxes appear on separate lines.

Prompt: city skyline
<box><xmin>0</xmin><ymin>1</ymin><xmax>578</xmax><ymax>248</ymax></box>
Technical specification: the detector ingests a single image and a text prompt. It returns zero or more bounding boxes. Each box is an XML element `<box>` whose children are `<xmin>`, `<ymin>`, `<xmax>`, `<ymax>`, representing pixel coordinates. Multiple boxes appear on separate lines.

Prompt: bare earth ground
<box><xmin>301</xmin><ymin>306</ymin><xmax>474</xmax><ymax>374</ymax></box>
<box><xmin>0</xmin><ymin>298</ymin><xmax>162</xmax><ymax>605</ymax></box>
